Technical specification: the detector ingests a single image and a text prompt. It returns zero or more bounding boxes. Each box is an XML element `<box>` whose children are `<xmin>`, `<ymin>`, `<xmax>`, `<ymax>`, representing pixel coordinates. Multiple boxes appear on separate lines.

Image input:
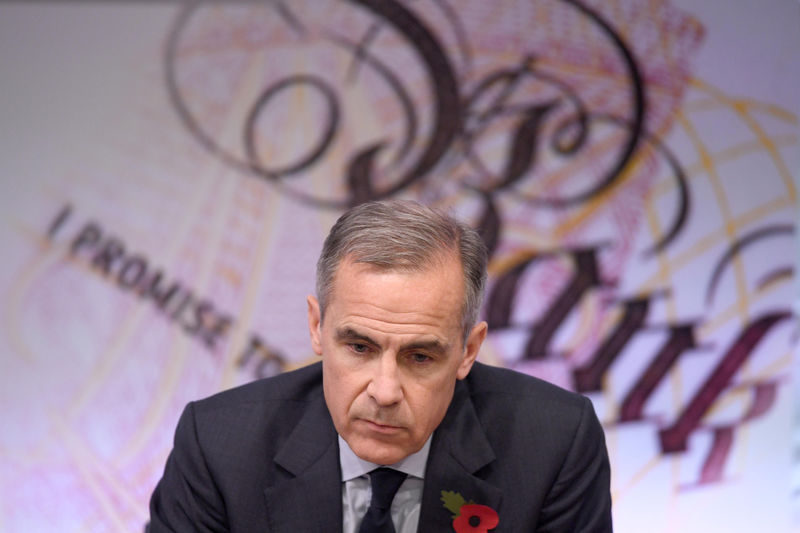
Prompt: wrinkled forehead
<box><xmin>328</xmin><ymin>251</ymin><xmax>464</xmax><ymax>303</ymax></box>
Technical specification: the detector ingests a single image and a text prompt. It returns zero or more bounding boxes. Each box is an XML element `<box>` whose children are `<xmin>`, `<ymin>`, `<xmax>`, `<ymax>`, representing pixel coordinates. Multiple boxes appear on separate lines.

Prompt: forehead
<box><xmin>324</xmin><ymin>255</ymin><xmax>465</xmax><ymax>335</ymax></box>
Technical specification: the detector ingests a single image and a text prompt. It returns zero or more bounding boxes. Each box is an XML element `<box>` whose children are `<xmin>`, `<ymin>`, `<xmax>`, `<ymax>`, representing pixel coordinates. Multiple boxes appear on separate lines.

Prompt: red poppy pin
<box><xmin>441</xmin><ymin>490</ymin><xmax>499</xmax><ymax>532</ymax></box>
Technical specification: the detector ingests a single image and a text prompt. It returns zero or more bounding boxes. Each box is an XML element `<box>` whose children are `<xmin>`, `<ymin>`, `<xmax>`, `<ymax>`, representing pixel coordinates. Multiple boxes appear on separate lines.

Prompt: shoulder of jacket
<box><xmin>193</xmin><ymin>361</ymin><xmax>324</xmax><ymax>412</ymax></box>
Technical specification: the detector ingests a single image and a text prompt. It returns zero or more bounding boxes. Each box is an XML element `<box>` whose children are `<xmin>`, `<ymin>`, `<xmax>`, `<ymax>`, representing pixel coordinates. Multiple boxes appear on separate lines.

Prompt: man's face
<box><xmin>307</xmin><ymin>254</ymin><xmax>487</xmax><ymax>465</ymax></box>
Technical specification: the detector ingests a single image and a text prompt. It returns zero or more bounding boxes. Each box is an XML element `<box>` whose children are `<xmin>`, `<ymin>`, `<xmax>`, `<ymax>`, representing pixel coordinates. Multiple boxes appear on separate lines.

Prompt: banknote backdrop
<box><xmin>1</xmin><ymin>1</ymin><xmax>798</xmax><ymax>532</ymax></box>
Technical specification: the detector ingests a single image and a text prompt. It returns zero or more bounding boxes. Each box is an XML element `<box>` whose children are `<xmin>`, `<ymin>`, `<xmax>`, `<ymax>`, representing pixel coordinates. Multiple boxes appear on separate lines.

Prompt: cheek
<box><xmin>323</xmin><ymin>360</ymin><xmax>365</xmax><ymax>414</ymax></box>
<box><xmin>408</xmin><ymin>380</ymin><xmax>456</xmax><ymax>431</ymax></box>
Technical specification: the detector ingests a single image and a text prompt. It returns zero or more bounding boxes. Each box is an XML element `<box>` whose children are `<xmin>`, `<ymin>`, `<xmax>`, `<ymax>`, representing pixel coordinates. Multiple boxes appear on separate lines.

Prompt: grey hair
<box><xmin>316</xmin><ymin>200</ymin><xmax>488</xmax><ymax>341</ymax></box>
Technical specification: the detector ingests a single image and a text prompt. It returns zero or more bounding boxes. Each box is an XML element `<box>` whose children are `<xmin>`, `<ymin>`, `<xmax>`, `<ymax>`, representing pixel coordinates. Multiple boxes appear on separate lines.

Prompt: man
<box><xmin>148</xmin><ymin>200</ymin><xmax>612</xmax><ymax>532</ymax></box>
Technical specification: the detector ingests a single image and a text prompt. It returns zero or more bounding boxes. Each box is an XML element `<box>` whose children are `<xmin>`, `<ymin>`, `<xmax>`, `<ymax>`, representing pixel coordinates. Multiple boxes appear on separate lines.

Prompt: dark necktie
<box><xmin>358</xmin><ymin>467</ymin><xmax>408</xmax><ymax>533</ymax></box>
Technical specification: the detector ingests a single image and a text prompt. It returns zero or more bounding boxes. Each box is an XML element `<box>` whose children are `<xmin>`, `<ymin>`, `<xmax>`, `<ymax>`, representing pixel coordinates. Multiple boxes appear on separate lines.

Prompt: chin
<box><xmin>352</xmin><ymin>441</ymin><xmax>408</xmax><ymax>466</ymax></box>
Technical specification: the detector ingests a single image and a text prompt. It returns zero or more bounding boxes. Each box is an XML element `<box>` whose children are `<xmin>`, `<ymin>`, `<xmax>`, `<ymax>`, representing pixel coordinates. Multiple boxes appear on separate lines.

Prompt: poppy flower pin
<box><xmin>441</xmin><ymin>490</ymin><xmax>499</xmax><ymax>532</ymax></box>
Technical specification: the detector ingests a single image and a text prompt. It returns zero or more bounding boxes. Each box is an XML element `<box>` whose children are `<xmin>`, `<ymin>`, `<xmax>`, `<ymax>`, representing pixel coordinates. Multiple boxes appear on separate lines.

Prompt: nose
<box><xmin>366</xmin><ymin>355</ymin><xmax>403</xmax><ymax>406</ymax></box>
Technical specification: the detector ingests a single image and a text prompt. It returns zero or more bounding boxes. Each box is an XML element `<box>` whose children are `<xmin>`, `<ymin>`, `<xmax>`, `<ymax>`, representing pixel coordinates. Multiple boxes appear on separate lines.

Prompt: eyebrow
<box><xmin>335</xmin><ymin>327</ymin><xmax>378</xmax><ymax>346</ymax></box>
<box><xmin>334</xmin><ymin>327</ymin><xmax>450</xmax><ymax>354</ymax></box>
<box><xmin>404</xmin><ymin>339</ymin><xmax>449</xmax><ymax>355</ymax></box>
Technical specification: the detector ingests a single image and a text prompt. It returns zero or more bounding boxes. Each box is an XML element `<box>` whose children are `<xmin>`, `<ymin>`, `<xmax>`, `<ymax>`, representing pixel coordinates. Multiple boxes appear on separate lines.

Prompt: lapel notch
<box><xmin>418</xmin><ymin>382</ymin><xmax>503</xmax><ymax>531</ymax></box>
<box><xmin>263</xmin><ymin>397</ymin><xmax>343</xmax><ymax>532</ymax></box>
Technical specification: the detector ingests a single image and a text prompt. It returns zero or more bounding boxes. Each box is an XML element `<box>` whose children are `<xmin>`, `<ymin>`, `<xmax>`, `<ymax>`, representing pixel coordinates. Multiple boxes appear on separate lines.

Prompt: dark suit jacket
<box><xmin>148</xmin><ymin>362</ymin><xmax>612</xmax><ymax>532</ymax></box>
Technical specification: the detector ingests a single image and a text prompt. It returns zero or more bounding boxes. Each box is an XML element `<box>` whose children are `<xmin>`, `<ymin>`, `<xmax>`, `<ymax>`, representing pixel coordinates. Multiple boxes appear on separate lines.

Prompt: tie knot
<box><xmin>368</xmin><ymin>468</ymin><xmax>408</xmax><ymax>510</ymax></box>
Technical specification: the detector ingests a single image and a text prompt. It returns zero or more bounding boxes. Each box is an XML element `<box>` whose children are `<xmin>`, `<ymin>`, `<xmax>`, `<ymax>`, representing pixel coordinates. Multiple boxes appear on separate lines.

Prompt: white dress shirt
<box><xmin>339</xmin><ymin>435</ymin><xmax>431</xmax><ymax>533</ymax></box>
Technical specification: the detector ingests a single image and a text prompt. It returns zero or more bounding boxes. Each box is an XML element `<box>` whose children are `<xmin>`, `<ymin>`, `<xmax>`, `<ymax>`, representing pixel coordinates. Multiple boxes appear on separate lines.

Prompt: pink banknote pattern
<box><xmin>1</xmin><ymin>1</ymin><xmax>797</xmax><ymax>531</ymax></box>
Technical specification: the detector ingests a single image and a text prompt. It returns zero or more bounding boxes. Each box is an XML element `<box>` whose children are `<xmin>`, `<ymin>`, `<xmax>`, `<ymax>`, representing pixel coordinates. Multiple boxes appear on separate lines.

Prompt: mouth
<box><xmin>360</xmin><ymin>419</ymin><xmax>404</xmax><ymax>434</ymax></box>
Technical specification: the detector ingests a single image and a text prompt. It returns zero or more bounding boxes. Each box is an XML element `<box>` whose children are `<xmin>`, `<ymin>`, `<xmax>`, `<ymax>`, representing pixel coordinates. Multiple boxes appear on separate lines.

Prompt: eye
<box><xmin>410</xmin><ymin>352</ymin><xmax>432</xmax><ymax>364</ymax></box>
<box><xmin>350</xmin><ymin>343</ymin><xmax>369</xmax><ymax>354</ymax></box>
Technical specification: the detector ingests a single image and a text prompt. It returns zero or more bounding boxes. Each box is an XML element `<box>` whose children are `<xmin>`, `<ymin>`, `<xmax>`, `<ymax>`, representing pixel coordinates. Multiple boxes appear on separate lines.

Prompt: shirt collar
<box><xmin>338</xmin><ymin>434</ymin><xmax>432</xmax><ymax>482</ymax></box>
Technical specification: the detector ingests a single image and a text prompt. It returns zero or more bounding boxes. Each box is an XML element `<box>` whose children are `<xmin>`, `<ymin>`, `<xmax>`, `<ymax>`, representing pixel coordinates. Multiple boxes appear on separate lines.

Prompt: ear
<box><xmin>456</xmin><ymin>321</ymin><xmax>487</xmax><ymax>379</ymax></box>
<box><xmin>307</xmin><ymin>295</ymin><xmax>323</xmax><ymax>356</ymax></box>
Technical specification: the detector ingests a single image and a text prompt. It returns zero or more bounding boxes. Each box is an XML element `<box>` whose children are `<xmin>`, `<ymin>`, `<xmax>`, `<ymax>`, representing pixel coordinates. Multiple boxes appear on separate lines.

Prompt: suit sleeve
<box><xmin>536</xmin><ymin>396</ymin><xmax>613</xmax><ymax>533</ymax></box>
<box><xmin>147</xmin><ymin>402</ymin><xmax>230</xmax><ymax>533</ymax></box>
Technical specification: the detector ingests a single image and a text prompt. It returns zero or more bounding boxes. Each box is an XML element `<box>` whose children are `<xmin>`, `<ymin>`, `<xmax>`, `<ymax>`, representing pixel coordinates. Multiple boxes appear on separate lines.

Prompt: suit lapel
<box><xmin>418</xmin><ymin>380</ymin><xmax>503</xmax><ymax>531</ymax></box>
<box><xmin>263</xmin><ymin>396</ymin><xmax>343</xmax><ymax>533</ymax></box>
